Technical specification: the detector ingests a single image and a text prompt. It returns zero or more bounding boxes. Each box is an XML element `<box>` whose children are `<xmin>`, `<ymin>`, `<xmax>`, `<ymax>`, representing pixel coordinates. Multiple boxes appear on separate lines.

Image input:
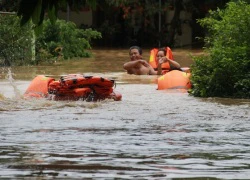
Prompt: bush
<box><xmin>189</xmin><ymin>1</ymin><xmax>250</xmax><ymax>98</ymax></box>
<box><xmin>36</xmin><ymin>19</ymin><xmax>101</xmax><ymax>63</ymax></box>
<box><xmin>0</xmin><ymin>14</ymin><xmax>33</xmax><ymax>66</ymax></box>
<box><xmin>0</xmin><ymin>16</ymin><xmax>101</xmax><ymax>66</ymax></box>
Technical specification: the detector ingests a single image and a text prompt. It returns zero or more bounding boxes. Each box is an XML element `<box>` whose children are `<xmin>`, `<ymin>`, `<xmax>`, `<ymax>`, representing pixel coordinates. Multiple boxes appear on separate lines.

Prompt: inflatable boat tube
<box><xmin>24</xmin><ymin>75</ymin><xmax>55</xmax><ymax>98</ymax></box>
<box><xmin>157</xmin><ymin>70</ymin><xmax>191</xmax><ymax>90</ymax></box>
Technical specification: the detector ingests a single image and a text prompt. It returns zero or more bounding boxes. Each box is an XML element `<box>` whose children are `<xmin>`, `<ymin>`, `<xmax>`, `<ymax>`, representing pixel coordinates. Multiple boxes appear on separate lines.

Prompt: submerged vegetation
<box><xmin>189</xmin><ymin>1</ymin><xmax>250</xmax><ymax>98</ymax></box>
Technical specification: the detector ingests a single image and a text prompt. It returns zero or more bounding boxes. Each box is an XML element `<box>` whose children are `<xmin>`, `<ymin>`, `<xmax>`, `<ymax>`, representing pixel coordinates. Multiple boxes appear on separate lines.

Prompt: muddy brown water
<box><xmin>0</xmin><ymin>48</ymin><xmax>250</xmax><ymax>179</ymax></box>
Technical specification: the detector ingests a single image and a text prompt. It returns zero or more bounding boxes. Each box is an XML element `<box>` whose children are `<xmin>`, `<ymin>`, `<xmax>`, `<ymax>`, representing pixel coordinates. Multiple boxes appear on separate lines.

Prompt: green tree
<box><xmin>0</xmin><ymin>14</ymin><xmax>33</xmax><ymax>66</ymax></box>
<box><xmin>36</xmin><ymin>19</ymin><xmax>101</xmax><ymax>63</ymax></box>
<box><xmin>189</xmin><ymin>1</ymin><xmax>250</xmax><ymax>98</ymax></box>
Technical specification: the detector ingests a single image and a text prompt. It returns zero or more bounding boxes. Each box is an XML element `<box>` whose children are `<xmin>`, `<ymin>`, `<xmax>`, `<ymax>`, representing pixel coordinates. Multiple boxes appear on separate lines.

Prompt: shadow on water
<box><xmin>1</xmin><ymin>48</ymin><xmax>250</xmax><ymax>179</ymax></box>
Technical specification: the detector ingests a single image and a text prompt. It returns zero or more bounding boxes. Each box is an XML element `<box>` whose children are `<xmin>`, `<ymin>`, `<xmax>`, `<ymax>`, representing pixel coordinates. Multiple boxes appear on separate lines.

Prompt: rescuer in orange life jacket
<box><xmin>123</xmin><ymin>46</ymin><xmax>181</xmax><ymax>75</ymax></box>
<box><xmin>154</xmin><ymin>47</ymin><xmax>181</xmax><ymax>75</ymax></box>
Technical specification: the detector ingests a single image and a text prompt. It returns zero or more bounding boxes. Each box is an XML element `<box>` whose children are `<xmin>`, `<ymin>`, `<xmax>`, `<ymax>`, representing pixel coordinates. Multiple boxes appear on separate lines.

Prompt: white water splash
<box><xmin>5</xmin><ymin>68</ymin><xmax>22</xmax><ymax>99</ymax></box>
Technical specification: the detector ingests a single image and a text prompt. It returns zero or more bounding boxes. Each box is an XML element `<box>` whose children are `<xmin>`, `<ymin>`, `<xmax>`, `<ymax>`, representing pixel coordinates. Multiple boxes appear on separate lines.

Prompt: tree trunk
<box><xmin>167</xmin><ymin>0</ymin><xmax>182</xmax><ymax>47</ymax></box>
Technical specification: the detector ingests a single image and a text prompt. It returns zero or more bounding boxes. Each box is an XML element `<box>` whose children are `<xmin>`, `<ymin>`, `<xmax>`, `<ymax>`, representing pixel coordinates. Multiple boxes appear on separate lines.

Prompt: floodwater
<box><xmin>0</xmin><ymin>48</ymin><xmax>250</xmax><ymax>179</ymax></box>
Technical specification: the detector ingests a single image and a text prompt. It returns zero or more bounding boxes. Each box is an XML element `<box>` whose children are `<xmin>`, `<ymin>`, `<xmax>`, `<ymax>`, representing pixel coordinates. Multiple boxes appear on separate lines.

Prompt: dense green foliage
<box><xmin>0</xmin><ymin>14</ymin><xmax>33</xmax><ymax>66</ymax></box>
<box><xmin>0</xmin><ymin>15</ymin><xmax>101</xmax><ymax>66</ymax></box>
<box><xmin>36</xmin><ymin>19</ymin><xmax>101</xmax><ymax>63</ymax></box>
<box><xmin>189</xmin><ymin>1</ymin><xmax>250</xmax><ymax>98</ymax></box>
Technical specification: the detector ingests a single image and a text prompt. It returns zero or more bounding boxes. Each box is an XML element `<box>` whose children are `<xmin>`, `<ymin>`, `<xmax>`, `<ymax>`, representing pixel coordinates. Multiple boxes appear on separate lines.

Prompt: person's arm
<box><xmin>157</xmin><ymin>62</ymin><xmax>163</xmax><ymax>75</ymax></box>
<box><xmin>124</xmin><ymin>60</ymin><xmax>157</xmax><ymax>75</ymax></box>
<box><xmin>123</xmin><ymin>60</ymin><xmax>150</xmax><ymax>71</ymax></box>
<box><xmin>168</xmin><ymin>57</ymin><xmax>181</xmax><ymax>69</ymax></box>
<box><xmin>148</xmin><ymin>66</ymin><xmax>158</xmax><ymax>75</ymax></box>
<box><xmin>139</xmin><ymin>60</ymin><xmax>158</xmax><ymax>75</ymax></box>
<box><xmin>123</xmin><ymin>60</ymin><xmax>142</xmax><ymax>70</ymax></box>
<box><xmin>159</xmin><ymin>57</ymin><xmax>181</xmax><ymax>70</ymax></box>
<box><xmin>156</xmin><ymin>58</ymin><xmax>166</xmax><ymax>75</ymax></box>
<box><xmin>123</xmin><ymin>61</ymin><xmax>137</xmax><ymax>74</ymax></box>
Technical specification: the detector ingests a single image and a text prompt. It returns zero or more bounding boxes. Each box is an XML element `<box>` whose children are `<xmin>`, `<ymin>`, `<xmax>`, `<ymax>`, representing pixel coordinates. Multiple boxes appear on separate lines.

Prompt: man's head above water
<box><xmin>129</xmin><ymin>46</ymin><xmax>142</xmax><ymax>55</ymax></box>
<box><xmin>129</xmin><ymin>46</ymin><xmax>142</xmax><ymax>61</ymax></box>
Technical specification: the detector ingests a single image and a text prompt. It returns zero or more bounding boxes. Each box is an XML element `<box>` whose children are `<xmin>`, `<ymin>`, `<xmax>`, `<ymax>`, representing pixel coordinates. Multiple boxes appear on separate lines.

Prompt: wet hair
<box><xmin>129</xmin><ymin>46</ymin><xmax>142</xmax><ymax>55</ymax></box>
<box><xmin>157</xmin><ymin>48</ymin><xmax>167</xmax><ymax>56</ymax></box>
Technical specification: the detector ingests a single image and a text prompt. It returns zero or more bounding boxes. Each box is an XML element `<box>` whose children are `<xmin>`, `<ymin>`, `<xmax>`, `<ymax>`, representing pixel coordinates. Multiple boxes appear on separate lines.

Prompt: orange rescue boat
<box><xmin>24</xmin><ymin>74</ymin><xmax>122</xmax><ymax>101</ymax></box>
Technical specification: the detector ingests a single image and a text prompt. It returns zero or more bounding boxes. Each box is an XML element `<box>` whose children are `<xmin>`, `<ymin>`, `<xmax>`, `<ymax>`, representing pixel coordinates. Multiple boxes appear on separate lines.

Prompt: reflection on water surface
<box><xmin>0</xmin><ymin>48</ymin><xmax>250</xmax><ymax>179</ymax></box>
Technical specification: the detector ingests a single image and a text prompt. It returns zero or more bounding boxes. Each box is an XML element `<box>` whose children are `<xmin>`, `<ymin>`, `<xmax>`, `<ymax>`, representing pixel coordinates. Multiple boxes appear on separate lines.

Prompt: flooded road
<box><xmin>1</xmin><ymin>48</ymin><xmax>250</xmax><ymax>179</ymax></box>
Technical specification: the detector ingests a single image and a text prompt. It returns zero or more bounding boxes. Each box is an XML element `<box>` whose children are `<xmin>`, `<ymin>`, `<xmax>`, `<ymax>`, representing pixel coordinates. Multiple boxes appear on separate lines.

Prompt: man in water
<box><xmin>123</xmin><ymin>46</ymin><xmax>156</xmax><ymax>75</ymax></box>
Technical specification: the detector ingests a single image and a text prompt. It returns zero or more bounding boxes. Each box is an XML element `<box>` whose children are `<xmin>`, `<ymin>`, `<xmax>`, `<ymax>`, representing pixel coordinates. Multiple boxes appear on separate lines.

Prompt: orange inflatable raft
<box><xmin>24</xmin><ymin>74</ymin><xmax>122</xmax><ymax>101</ymax></box>
<box><xmin>157</xmin><ymin>70</ymin><xmax>192</xmax><ymax>90</ymax></box>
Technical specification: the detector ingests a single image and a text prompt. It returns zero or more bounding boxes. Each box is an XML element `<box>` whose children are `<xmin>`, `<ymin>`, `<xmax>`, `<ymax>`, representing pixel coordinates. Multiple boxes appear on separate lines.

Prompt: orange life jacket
<box><xmin>149</xmin><ymin>47</ymin><xmax>174</xmax><ymax>73</ymax></box>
